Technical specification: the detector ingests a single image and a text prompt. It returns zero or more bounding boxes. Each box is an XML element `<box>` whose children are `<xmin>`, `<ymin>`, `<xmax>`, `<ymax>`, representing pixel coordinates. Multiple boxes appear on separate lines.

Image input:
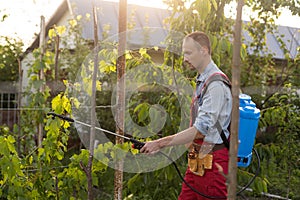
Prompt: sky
<box><xmin>0</xmin><ymin>0</ymin><xmax>299</xmax><ymax>48</ymax></box>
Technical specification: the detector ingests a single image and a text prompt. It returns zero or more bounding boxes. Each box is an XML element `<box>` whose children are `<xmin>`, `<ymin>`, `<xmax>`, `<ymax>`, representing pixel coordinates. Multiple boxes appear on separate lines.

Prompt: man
<box><xmin>140</xmin><ymin>31</ymin><xmax>232</xmax><ymax>199</ymax></box>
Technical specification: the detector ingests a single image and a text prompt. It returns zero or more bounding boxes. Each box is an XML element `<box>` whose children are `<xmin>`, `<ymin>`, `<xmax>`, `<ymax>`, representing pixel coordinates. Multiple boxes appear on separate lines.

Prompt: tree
<box><xmin>228</xmin><ymin>0</ymin><xmax>244</xmax><ymax>198</ymax></box>
<box><xmin>0</xmin><ymin>37</ymin><xmax>23</xmax><ymax>81</ymax></box>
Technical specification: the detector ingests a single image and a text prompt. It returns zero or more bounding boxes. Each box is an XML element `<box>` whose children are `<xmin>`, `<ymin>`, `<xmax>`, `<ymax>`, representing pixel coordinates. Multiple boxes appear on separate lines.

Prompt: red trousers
<box><xmin>178</xmin><ymin>147</ymin><xmax>228</xmax><ymax>200</ymax></box>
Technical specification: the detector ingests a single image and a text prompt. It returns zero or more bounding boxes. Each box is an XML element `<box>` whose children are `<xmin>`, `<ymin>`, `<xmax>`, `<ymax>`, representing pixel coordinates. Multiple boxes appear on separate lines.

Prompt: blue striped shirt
<box><xmin>193</xmin><ymin>61</ymin><xmax>232</xmax><ymax>144</ymax></box>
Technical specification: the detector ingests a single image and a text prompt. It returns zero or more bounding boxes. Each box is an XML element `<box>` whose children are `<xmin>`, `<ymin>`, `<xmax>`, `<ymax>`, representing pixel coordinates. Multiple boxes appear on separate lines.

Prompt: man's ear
<box><xmin>201</xmin><ymin>47</ymin><xmax>209</xmax><ymax>56</ymax></box>
<box><xmin>199</xmin><ymin>48</ymin><xmax>205</xmax><ymax>55</ymax></box>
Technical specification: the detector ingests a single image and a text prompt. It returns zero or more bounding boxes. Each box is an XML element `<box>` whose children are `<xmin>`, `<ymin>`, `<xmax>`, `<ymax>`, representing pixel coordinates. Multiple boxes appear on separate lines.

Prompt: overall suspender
<box><xmin>191</xmin><ymin>72</ymin><xmax>231</xmax><ymax>149</ymax></box>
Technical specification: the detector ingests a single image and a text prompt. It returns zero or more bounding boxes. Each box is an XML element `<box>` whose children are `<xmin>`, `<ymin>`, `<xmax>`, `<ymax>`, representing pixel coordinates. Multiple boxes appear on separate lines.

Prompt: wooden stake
<box><xmin>228</xmin><ymin>0</ymin><xmax>244</xmax><ymax>199</ymax></box>
<box><xmin>38</xmin><ymin>15</ymin><xmax>46</xmax><ymax>148</ymax></box>
<box><xmin>114</xmin><ymin>0</ymin><xmax>127</xmax><ymax>199</ymax></box>
<box><xmin>84</xmin><ymin>3</ymin><xmax>99</xmax><ymax>200</ymax></box>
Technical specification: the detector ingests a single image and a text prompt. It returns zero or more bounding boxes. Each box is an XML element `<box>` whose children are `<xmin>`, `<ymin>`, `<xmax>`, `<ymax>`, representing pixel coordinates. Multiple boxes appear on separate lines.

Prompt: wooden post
<box><xmin>38</xmin><ymin>15</ymin><xmax>46</xmax><ymax>147</ymax></box>
<box><xmin>17</xmin><ymin>57</ymin><xmax>22</xmax><ymax>155</ymax></box>
<box><xmin>86</xmin><ymin>3</ymin><xmax>99</xmax><ymax>200</ymax></box>
<box><xmin>114</xmin><ymin>0</ymin><xmax>127</xmax><ymax>199</ymax></box>
<box><xmin>228</xmin><ymin>0</ymin><xmax>244</xmax><ymax>199</ymax></box>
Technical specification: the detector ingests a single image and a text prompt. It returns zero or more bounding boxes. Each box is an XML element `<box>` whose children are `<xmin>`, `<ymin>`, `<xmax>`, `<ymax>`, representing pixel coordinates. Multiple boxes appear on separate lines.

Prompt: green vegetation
<box><xmin>0</xmin><ymin>0</ymin><xmax>299</xmax><ymax>199</ymax></box>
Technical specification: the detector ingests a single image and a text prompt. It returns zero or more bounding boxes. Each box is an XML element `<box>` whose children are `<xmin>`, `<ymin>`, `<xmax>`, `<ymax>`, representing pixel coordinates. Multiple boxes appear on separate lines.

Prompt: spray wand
<box><xmin>47</xmin><ymin>112</ymin><xmax>145</xmax><ymax>150</ymax></box>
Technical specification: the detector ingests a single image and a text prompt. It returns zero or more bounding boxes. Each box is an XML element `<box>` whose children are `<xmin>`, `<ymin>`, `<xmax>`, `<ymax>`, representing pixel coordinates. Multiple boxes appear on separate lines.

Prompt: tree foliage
<box><xmin>256</xmin><ymin>84</ymin><xmax>300</xmax><ymax>199</ymax></box>
<box><xmin>0</xmin><ymin>37</ymin><xmax>23</xmax><ymax>81</ymax></box>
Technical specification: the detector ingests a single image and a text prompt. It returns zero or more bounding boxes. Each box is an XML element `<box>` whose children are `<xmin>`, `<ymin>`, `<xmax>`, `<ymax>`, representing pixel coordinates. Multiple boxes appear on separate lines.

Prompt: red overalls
<box><xmin>178</xmin><ymin>73</ymin><xmax>229</xmax><ymax>200</ymax></box>
<box><xmin>178</xmin><ymin>143</ymin><xmax>228</xmax><ymax>200</ymax></box>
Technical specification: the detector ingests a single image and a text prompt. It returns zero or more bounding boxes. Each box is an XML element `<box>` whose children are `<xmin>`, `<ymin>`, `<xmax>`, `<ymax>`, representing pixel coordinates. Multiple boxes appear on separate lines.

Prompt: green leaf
<box><xmin>210</xmin><ymin>0</ymin><xmax>217</xmax><ymax>10</ymax></box>
<box><xmin>134</xmin><ymin>103</ymin><xmax>148</xmax><ymax>113</ymax></box>
<box><xmin>56</xmin><ymin>25</ymin><xmax>66</xmax><ymax>36</ymax></box>
<box><xmin>51</xmin><ymin>94</ymin><xmax>62</xmax><ymax>111</ymax></box>
<box><xmin>62</xmin><ymin>95</ymin><xmax>71</xmax><ymax>113</ymax></box>
<box><xmin>127</xmin><ymin>173</ymin><xmax>141</xmax><ymax>191</ymax></box>
<box><xmin>139</xmin><ymin>48</ymin><xmax>147</xmax><ymax>56</ymax></box>
<box><xmin>197</xmin><ymin>0</ymin><xmax>211</xmax><ymax>20</ymax></box>
<box><xmin>38</xmin><ymin>148</ymin><xmax>45</xmax><ymax>158</ymax></box>
<box><xmin>138</xmin><ymin>106</ymin><xmax>148</xmax><ymax>123</ymax></box>
<box><xmin>29</xmin><ymin>155</ymin><xmax>33</xmax><ymax>165</ymax></box>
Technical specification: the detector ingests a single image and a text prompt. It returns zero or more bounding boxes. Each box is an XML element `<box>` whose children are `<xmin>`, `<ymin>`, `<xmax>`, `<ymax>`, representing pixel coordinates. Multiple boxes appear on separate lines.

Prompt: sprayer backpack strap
<box><xmin>215</xmin><ymin>121</ymin><xmax>230</xmax><ymax>149</ymax></box>
<box><xmin>201</xmin><ymin>72</ymin><xmax>231</xmax><ymax>149</ymax></box>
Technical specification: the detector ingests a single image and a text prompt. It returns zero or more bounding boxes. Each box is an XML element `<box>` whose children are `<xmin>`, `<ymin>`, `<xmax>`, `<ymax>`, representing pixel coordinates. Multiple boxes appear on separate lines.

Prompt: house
<box><xmin>21</xmin><ymin>0</ymin><xmax>172</xmax><ymax>91</ymax></box>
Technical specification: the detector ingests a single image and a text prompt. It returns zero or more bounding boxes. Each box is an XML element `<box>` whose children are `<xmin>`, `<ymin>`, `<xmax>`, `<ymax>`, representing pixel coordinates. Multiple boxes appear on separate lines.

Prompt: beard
<box><xmin>182</xmin><ymin>61</ymin><xmax>197</xmax><ymax>81</ymax></box>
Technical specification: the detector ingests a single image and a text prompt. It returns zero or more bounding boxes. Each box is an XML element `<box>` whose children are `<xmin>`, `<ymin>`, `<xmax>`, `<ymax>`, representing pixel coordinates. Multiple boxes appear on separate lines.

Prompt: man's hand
<box><xmin>140</xmin><ymin>140</ymin><xmax>161</xmax><ymax>154</ymax></box>
<box><xmin>140</xmin><ymin>126</ymin><xmax>200</xmax><ymax>153</ymax></box>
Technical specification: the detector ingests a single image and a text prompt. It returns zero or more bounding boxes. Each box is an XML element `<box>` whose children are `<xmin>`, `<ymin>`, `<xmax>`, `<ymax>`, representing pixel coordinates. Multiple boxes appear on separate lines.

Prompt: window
<box><xmin>0</xmin><ymin>92</ymin><xmax>19</xmax><ymax>130</ymax></box>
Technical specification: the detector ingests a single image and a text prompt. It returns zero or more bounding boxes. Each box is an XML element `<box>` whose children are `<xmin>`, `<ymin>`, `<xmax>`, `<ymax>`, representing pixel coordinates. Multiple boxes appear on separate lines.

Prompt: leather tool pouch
<box><xmin>188</xmin><ymin>150</ymin><xmax>213</xmax><ymax>176</ymax></box>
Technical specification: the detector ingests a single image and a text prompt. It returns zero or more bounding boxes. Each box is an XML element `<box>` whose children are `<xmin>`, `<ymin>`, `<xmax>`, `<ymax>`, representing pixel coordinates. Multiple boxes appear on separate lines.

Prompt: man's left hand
<box><xmin>140</xmin><ymin>140</ymin><xmax>161</xmax><ymax>154</ymax></box>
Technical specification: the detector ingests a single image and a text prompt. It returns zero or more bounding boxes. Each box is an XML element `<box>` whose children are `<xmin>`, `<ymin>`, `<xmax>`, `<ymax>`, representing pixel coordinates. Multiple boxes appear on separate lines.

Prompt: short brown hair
<box><xmin>184</xmin><ymin>31</ymin><xmax>211</xmax><ymax>55</ymax></box>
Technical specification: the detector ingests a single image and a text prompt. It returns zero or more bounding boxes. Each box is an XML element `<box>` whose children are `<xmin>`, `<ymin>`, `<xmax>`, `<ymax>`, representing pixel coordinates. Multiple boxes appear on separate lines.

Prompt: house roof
<box><xmin>68</xmin><ymin>0</ymin><xmax>176</xmax><ymax>51</ymax></box>
<box><xmin>242</xmin><ymin>24</ymin><xmax>300</xmax><ymax>59</ymax></box>
<box><xmin>23</xmin><ymin>0</ymin><xmax>69</xmax><ymax>56</ymax></box>
<box><xmin>24</xmin><ymin>0</ymin><xmax>299</xmax><ymax>60</ymax></box>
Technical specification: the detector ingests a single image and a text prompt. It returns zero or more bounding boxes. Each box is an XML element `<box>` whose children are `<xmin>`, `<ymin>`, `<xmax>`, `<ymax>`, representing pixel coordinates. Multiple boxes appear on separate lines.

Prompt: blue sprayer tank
<box><xmin>237</xmin><ymin>94</ymin><xmax>260</xmax><ymax>167</ymax></box>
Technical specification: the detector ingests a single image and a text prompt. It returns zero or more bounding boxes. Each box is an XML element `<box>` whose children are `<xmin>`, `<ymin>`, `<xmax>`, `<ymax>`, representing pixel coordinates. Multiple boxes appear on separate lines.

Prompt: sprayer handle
<box><xmin>130</xmin><ymin>138</ymin><xmax>145</xmax><ymax>150</ymax></box>
<box><xmin>47</xmin><ymin>112</ymin><xmax>75</xmax><ymax>122</ymax></box>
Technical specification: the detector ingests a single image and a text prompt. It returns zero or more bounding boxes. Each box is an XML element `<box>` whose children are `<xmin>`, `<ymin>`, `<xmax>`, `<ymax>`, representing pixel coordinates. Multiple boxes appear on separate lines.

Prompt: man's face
<box><xmin>182</xmin><ymin>37</ymin><xmax>203</xmax><ymax>71</ymax></box>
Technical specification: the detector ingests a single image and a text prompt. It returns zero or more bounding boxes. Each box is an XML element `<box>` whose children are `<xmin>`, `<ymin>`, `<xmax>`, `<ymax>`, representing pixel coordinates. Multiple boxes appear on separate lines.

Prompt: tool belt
<box><xmin>187</xmin><ymin>140</ymin><xmax>226</xmax><ymax>176</ymax></box>
<box><xmin>188</xmin><ymin>151</ymin><xmax>213</xmax><ymax>176</ymax></box>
